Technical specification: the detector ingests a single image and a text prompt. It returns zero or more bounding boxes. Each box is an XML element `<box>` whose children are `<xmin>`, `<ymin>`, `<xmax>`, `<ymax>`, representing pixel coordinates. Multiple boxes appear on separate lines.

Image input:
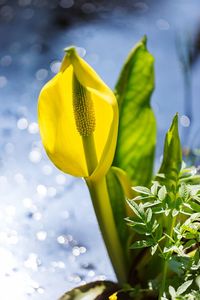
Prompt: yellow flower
<box><xmin>38</xmin><ymin>47</ymin><xmax>118</xmax><ymax>180</ymax></box>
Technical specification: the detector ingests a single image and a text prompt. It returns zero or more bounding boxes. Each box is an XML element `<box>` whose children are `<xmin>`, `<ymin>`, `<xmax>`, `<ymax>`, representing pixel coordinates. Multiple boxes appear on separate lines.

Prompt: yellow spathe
<box><xmin>38</xmin><ymin>47</ymin><xmax>118</xmax><ymax>180</ymax></box>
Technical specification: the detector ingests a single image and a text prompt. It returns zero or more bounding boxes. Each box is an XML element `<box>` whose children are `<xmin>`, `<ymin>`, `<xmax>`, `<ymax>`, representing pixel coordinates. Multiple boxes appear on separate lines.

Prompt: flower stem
<box><xmin>82</xmin><ymin>134</ymin><xmax>128</xmax><ymax>284</ymax></box>
<box><xmin>86</xmin><ymin>177</ymin><xmax>128</xmax><ymax>284</ymax></box>
<box><xmin>159</xmin><ymin>215</ymin><xmax>177</xmax><ymax>299</ymax></box>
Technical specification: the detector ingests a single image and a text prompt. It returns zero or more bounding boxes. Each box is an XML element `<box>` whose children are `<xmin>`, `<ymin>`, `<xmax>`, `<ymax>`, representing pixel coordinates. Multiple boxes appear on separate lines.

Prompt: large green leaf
<box><xmin>113</xmin><ymin>36</ymin><xmax>156</xmax><ymax>187</ymax></box>
<box><xmin>105</xmin><ymin>37</ymin><xmax>156</xmax><ymax>268</ymax></box>
<box><xmin>157</xmin><ymin>114</ymin><xmax>182</xmax><ymax>188</ymax></box>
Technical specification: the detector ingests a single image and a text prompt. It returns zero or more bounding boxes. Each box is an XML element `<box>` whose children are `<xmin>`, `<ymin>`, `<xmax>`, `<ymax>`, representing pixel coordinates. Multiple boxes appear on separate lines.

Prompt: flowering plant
<box><xmin>38</xmin><ymin>37</ymin><xmax>200</xmax><ymax>300</ymax></box>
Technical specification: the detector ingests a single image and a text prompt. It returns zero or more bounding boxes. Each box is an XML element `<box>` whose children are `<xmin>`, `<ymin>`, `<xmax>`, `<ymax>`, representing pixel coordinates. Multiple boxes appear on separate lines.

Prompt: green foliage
<box><xmin>114</xmin><ymin>36</ymin><xmax>156</xmax><ymax>187</ymax></box>
<box><xmin>106</xmin><ymin>36</ymin><xmax>156</xmax><ymax>263</ymax></box>
<box><xmin>157</xmin><ymin>114</ymin><xmax>182</xmax><ymax>190</ymax></box>
<box><xmin>60</xmin><ymin>38</ymin><xmax>200</xmax><ymax>300</ymax></box>
<box><xmin>126</xmin><ymin>116</ymin><xmax>200</xmax><ymax>299</ymax></box>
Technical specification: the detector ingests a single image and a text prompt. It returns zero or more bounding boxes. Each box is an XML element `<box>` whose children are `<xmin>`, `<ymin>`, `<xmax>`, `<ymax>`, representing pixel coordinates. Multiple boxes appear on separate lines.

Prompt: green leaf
<box><xmin>157</xmin><ymin>114</ymin><xmax>182</xmax><ymax>189</ymax></box>
<box><xmin>179</xmin><ymin>183</ymin><xmax>189</xmax><ymax>199</ymax></box>
<box><xmin>106</xmin><ymin>168</ymin><xmax>129</xmax><ymax>247</ymax></box>
<box><xmin>151</xmin><ymin>244</ymin><xmax>158</xmax><ymax>255</ymax></box>
<box><xmin>142</xmin><ymin>200</ymin><xmax>161</xmax><ymax>208</ymax></box>
<box><xmin>184</xmin><ymin>239</ymin><xmax>197</xmax><ymax>249</ymax></box>
<box><xmin>151</xmin><ymin>181</ymin><xmax>159</xmax><ymax>195</ymax></box>
<box><xmin>111</xmin><ymin>166</ymin><xmax>134</xmax><ymax>199</ymax></box>
<box><xmin>133</xmin><ymin>186</ymin><xmax>151</xmax><ymax>195</ymax></box>
<box><xmin>113</xmin><ymin>36</ymin><xmax>156</xmax><ymax>187</ymax></box>
<box><xmin>172</xmin><ymin>209</ymin><xmax>179</xmax><ymax>217</ymax></box>
<box><xmin>127</xmin><ymin>200</ymin><xmax>145</xmax><ymax>219</ymax></box>
<box><xmin>158</xmin><ymin>186</ymin><xmax>167</xmax><ymax>201</ymax></box>
<box><xmin>177</xmin><ymin>279</ymin><xmax>193</xmax><ymax>295</ymax></box>
<box><xmin>156</xmin><ymin>223</ymin><xmax>163</xmax><ymax>240</ymax></box>
<box><xmin>152</xmin><ymin>219</ymin><xmax>159</xmax><ymax>233</ymax></box>
<box><xmin>59</xmin><ymin>281</ymin><xmax>118</xmax><ymax>300</ymax></box>
<box><xmin>169</xmin><ymin>285</ymin><xmax>176</xmax><ymax>298</ymax></box>
<box><xmin>130</xmin><ymin>224</ymin><xmax>147</xmax><ymax>235</ymax></box>
<box><xmin>193</xmin><ymin>195</ymin><xmax>200</xmax><ymax>203</ymax></box>
<box><xmin>125</xmin><ymin>217</ymin><xmax>145</xmax><ymax>227</ymax></box>
<box><xmin>190</xmin><ymin>184</ymin><xmax>200</xmax><ymax>196</ymax></box>
<box><xmin>146</xmin><ymin>208</ymin><xmax>153</xmax><ymax>223</ymax></box>
<box><xmin>188</xmin><ymin>201</ymin><xmax>200</xmax><ymax>213</ymax></box>
<box><xmin>130</xmin><ymin>239</ymin><xmax>154</xmax><ymax>249</ymax></box>
<box><xmin>105</xmin><ymin>37</ymin><xmax>155</xmax><ymax>276</ymax></box>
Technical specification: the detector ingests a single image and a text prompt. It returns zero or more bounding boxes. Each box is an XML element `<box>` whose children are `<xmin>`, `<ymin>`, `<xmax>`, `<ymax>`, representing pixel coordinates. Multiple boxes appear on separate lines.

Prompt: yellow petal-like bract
<box><xmin>38</xmin><ymin>47</ymin><xmax>118</xmax><ymax>180</ymax></box>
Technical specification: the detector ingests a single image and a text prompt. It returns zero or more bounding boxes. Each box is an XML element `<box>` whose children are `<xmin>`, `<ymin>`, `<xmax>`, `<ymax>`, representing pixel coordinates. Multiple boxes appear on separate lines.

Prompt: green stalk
<box><xmin>86</xmin><ymin>177</ymin><xmax>127</xmax><ymax>284</ymax></box>
<box><xmin>82</xmin><ymin>134</ymin><xmax>128</xmax><ymax>284</ymax></box>
<box><xmin>159</xmin><ymin>215</ymin><xmax>177</xmax><ymax>299</ymax></box>
<box><xmin>159</xmin><ymin>258</ymin><xmax>168</xmax><ymax>299</ymax></box>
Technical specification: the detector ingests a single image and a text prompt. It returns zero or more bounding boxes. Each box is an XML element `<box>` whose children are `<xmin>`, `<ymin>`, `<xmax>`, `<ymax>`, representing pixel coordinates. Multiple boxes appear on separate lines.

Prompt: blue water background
<box><xmin>0</xmin><ymin>1</ymin><xmax>200</xmax><ymax>299</ymax></box>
